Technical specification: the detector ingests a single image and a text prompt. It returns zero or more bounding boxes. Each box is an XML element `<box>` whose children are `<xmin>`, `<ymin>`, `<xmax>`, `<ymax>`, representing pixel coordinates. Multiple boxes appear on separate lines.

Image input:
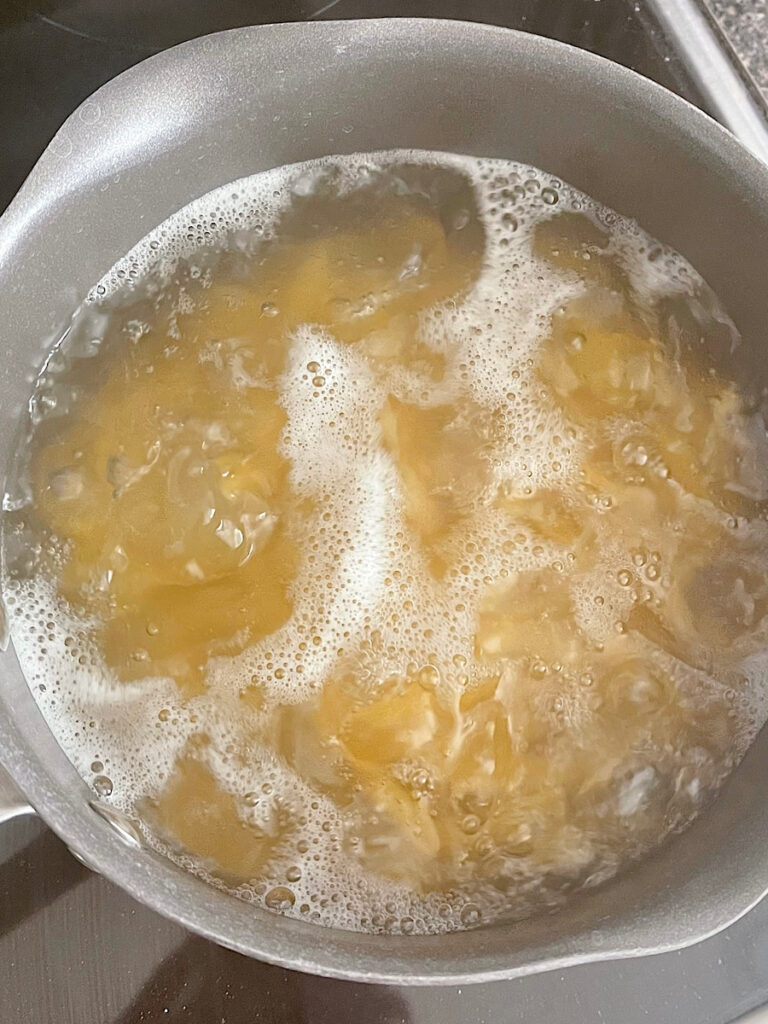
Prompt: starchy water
<box><xmin>4</xmin><ymin>150</ymin><xmax>768</xmax><ymax>934</ymax></box>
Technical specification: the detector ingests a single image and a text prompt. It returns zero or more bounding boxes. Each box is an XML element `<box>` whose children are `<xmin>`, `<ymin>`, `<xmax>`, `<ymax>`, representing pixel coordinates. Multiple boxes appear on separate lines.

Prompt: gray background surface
<box><xmin>713</xmin><ymin>0</ymin><xmax>768</xmax><ymax>93</ymax></box>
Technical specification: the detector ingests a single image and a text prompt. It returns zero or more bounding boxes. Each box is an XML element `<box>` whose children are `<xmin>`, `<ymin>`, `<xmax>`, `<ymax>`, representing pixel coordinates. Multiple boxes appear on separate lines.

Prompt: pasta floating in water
<box><xmin>5</xmin><ymin>151</ymin><xmax>768</xmax><ymax>934</ymax></box>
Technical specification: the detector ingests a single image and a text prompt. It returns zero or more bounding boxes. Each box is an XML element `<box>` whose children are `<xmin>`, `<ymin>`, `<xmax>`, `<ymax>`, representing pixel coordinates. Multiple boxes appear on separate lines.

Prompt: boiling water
<box><xmin>5</xmin><ymin>151</ymin><xmax>768</xmax><ymax>935</ymax></box>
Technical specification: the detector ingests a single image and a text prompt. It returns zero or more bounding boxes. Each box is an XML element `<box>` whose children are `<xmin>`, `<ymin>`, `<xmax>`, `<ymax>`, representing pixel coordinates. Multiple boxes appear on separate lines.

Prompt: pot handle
<box><xmin>0</xmin><ymin>763</ymin><xmax>35</xmax><ymax>823</ymax></box>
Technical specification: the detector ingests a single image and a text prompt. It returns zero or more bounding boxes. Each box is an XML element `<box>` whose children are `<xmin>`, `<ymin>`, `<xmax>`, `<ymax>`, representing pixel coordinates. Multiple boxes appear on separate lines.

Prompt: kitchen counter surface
<box><xmin>711</xmin><ymin>0</ymin><xmax>768</xmax><ymax>94</ymax></box>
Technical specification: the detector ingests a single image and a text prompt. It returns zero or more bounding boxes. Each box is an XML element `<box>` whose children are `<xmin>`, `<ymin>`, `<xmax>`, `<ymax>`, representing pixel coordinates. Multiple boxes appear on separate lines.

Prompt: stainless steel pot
<box><xmin>1</xmin><ymin>18</ymin><xmax>768</xmax><ymax>986</ymax></box>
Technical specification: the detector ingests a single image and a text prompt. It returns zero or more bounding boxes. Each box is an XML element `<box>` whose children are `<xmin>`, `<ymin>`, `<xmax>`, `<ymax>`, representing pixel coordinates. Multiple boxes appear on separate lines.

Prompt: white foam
<box><xmin>5</xmin><ymin>149</ymin><xmax>765</xmax><ymax>935</ymax></box>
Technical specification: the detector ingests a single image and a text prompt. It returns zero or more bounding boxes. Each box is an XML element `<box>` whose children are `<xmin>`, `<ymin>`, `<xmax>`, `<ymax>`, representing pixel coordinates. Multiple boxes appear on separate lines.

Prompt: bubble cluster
<box><xmin>4</xmin><ymin>150</ymin><xmax>767</xmax><ymax>936</ymax></box>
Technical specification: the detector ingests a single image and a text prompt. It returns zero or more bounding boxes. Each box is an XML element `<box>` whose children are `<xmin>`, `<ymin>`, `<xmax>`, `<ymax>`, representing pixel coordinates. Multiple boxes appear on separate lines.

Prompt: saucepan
<box><xmin>1</xmin><ymin>19</ymin><xmax>768</xmax><ymax>985</ymax></box>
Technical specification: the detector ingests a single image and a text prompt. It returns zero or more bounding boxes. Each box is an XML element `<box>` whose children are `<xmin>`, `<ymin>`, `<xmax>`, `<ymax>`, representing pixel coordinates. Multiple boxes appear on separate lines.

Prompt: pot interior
<box><xmin>1</xmin><ymin>20</ymin><xmax>768</xmax><ymax>983</ymax></box>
